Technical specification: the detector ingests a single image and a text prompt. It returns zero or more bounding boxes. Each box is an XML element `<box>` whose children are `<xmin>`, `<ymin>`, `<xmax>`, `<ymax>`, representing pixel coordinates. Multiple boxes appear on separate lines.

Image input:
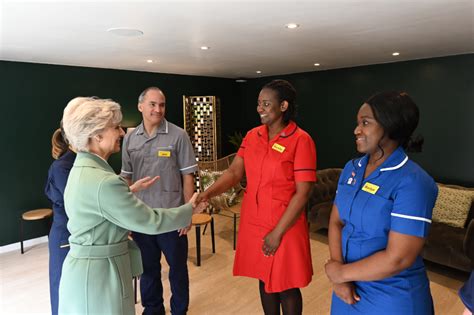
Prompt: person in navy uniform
<box><xmin>460</xmin><ymin>272</ymin><xmax>473</xmax><ymax>315</ymax></box>
<box><xmin>44</xmin><ymin>127</ymin><xmax>76</xmax><ymax>315</ymax></box>
<box><xmin>324</xmin><ymin>91</ymin><xmax>438</xmax><ymax>314</ymax></box>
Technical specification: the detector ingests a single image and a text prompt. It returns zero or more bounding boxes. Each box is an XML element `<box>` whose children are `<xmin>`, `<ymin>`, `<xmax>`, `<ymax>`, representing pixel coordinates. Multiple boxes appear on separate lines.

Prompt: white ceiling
<box><xmin>1</xmin><ymin>0</ymin><xmax>473</xmax><ymax>79</ymax></box>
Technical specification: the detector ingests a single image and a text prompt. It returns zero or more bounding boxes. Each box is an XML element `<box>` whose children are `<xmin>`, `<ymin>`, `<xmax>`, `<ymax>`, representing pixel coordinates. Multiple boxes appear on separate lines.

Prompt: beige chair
<box><xmin>20</xmin><ymin>208</ymin><xmax>53</xmax><ymax>254</ymax></box>
<box><xmin>198</xmin><ymin>153</ymin><xmax>244</xmax><ymax>251</ymax></box>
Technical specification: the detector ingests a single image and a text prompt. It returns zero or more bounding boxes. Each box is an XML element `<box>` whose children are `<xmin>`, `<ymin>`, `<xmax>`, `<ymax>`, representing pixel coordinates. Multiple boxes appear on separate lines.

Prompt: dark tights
<box><xmin>259</xmin><ymin>281</ymin><xmax>302</xmax><ymax>315</ymax></box>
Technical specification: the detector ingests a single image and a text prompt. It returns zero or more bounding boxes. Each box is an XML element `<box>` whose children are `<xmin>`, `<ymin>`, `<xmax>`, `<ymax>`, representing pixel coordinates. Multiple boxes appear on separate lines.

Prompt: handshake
<box><xmin>130</xmin><ymin>176</ymin><xmax>212</xmax><ymax>236</ymax></box>
<box><xmin>131</xmin><ymin>176</ymin><xmax>210</xmax><ymax>215</ymax></box>
<box><xmin>130</xmin><ymin>177</ymin><xmax>209</xmax><ymax>215</ymax></box>
<box><xmin>189</xmin><ymin>192</ymin><xmax>209</xmax><ymax>214</ymax></box>
<box><xmin>177</xmin><ymin>192</ymin><xmax>209</xmax><ymax>237</ymax></box>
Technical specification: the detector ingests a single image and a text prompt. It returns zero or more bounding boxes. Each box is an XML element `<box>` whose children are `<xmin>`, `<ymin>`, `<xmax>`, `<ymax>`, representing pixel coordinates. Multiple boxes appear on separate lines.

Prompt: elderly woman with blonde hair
<box><xmin>58</xmin><ymin>97</ymin><xmax>207</xmax><ymax>315</ymax></box>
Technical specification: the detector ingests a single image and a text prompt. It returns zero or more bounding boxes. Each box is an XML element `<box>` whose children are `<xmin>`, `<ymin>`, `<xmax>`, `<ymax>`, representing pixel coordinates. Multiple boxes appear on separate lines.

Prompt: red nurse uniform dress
<box><xmin>233</xmin><ymin>120</ymin><xmax>317</xmax><ymax>293</ymax></box>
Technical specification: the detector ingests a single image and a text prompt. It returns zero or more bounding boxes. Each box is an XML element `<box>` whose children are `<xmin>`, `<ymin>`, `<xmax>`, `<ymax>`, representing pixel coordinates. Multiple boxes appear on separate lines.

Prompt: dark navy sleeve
<box><xmin>459</xmin><ymin>272</ymin><xmax>473</xmax><ymax>312</ymax></box>
<box><xmin>390</xmin><ymin>170</ymin><xmax>438</xmax><ymax>237</ymax></box>
<box><xmin>45</xmin><ymin>163</ymin><xmax>67</xmax><ymax>205</ymax></box>
<box><xmin>45</xmin><ymin>166</ymin><xmax>56</xmax><ymax>202</ymax></box>
<box><xmin>45</xmin><ymin>154</ymin><xmax>74</xmax><ymax>205</ymax></box>
<box><xmin>52</xmin><ymin>164</ymin><xmax>71</xmax><ymax>197</ymax></box>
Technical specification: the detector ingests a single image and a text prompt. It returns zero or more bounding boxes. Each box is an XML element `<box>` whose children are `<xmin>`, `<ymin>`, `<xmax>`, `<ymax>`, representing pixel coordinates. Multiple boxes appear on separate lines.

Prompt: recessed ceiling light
<box><xmin>200</xmin><ymin>46</ymin><xmax>210</xmax><ymax>50</ymax></box>
<box><xmin>235</xmin><ymin>79</ymin><xmax>247</xmax><ymax>83</ymax></box>
<box><xmin>285</xmin><ymin>23</ymin><xmax>300</xmax><ymax>29</ymax></box>
<box><xmin>256</xmin><ymin>70</ymin><xmax>262</xmax><ymax>74</ymax></box>
<box><xmin>314</xmin><ymin>63</ymin><xmax>320</xmax><ymax>66</ymax></box>
<box><xmin>392</xmin><ymin>52</ymin><xmax>400</xmax><ymax>56</ymax></box>
<box><xmin>107</xmin><ymin>27</ymin><xmax>144</xmax><ymax>37</ymax></box>
<box><xmin>146</xmin><ymin>59</ymin><xmax>153</xmax><ymax>63</ymax></box>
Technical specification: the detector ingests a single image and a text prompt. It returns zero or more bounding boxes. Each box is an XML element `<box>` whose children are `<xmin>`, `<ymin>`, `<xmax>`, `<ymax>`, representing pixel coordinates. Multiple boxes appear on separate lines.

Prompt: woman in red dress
<box><xmin>198</xmin><ymin>80</ymin><xmax>316</xmax><ymax>315</ymax></box>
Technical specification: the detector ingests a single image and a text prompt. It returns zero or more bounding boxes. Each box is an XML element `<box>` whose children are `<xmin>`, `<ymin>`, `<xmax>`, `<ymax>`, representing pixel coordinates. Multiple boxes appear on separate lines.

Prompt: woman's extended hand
<box><xmin>333</xmin><ymin>282</ymin><xmax>360</xmax><ymax>305</ymax></box>
<box><xmin>130</xmin><ymin>176</ymin><xmax>160</xmax><ymax>193</ymax></box>
<box><xmin>189</xmin><ymin>192</ymin><xmax>208</xmax><ymax>214</ymax></box>
<box><xmin>325</xmin><ymin>259</ymin><xmax>345</xmax><ymax>284</ymax></box>
<box><xmin>262</xmin><ymin>230</ymin><xmax>283</xmax><ymax>257</ymax></box>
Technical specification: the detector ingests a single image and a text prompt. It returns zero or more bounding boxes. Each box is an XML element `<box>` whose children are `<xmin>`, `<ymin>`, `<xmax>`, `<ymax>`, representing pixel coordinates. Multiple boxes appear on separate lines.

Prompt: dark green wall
<box><xmin>237</xmin><ymin>54</ymin><xmax>474</xmax><ymax>186</ymax></box>
<box><xmin>2</xmin><ymin>54</ymin><xmax>472</xmax><ymax>246</ymax></box>
<box><xmin>0</xmin><ymin>61</ymin><xmax>243</xmax><ymax>245</ymax></box>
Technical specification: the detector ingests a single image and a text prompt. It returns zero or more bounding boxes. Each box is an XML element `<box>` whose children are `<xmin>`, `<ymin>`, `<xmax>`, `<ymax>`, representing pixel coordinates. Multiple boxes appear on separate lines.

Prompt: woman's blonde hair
<box><xmin>51</xmin><ymin>128</ymin><xmax>68</xmax><ymax>159</ymax></box>
<box><xmin>62</xmin><ymin>97</ymin><xmax>122</xmax><ymax>152</ymax></box>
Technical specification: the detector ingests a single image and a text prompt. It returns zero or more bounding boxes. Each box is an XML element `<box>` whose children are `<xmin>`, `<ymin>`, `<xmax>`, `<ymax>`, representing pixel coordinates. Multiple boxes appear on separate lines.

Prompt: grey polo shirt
<box><xmin>121</xmin><ymin>119</ymin><xmax>197</xmax><ymax>208</ymax></box>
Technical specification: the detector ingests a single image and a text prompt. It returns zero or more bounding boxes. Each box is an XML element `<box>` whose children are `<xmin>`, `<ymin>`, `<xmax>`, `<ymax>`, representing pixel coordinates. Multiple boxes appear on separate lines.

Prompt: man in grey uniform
<box><xmin>121</xmin><ymin>87</ymin><xmax>197</xmax><ymax>315</ymax></box>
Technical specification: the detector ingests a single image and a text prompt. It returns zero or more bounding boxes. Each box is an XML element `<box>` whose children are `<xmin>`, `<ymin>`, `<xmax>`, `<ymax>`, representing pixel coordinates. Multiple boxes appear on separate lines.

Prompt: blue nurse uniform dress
<box><xmin>331</xmin><ymin>147</ymin><xmax>438</xmax><ymax>315</ymax></box>
<box><xmin>44</xmin><ymin>150</ymin><xmax>75</xmax><ymax>315</ymax></box>
<box><xmin>459</xmin><ymin>272</ymin><xmax>473</xmax><ymax>312</ymax></box>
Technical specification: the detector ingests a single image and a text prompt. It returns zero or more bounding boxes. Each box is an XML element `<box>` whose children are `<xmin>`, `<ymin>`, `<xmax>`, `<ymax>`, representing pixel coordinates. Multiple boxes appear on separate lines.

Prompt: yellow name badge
<box><xmin>157</xmin><ymin>150</ymin><xmax>171</xmax><ymax>158</ymax></box>
<box><xmin>272</xmin><ymin>143</ymin><xmax>286</xmax><ymax>153</ymax></box>
<box><xmin>362</xmin><ymin>182</ymin><xmax>380</xmax><ymax>194</ymax></box>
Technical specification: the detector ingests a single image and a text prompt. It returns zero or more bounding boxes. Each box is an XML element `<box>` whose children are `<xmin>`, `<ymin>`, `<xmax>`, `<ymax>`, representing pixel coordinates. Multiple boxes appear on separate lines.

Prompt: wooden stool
<box><xmin>191</xmin><ymin>213</ymin><xmax>215</xmax><ymax>266</ymax></box>
<box><xmin>20</xmin><ymin>208</ymin><xmax>53</xmax><ymax>254</ymax></box>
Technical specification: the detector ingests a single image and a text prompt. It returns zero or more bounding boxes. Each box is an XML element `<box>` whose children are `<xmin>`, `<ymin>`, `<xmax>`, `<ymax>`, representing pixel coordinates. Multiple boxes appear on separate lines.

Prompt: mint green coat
<box><xmin>58</xmin><ymin>152</ymin><xmax>192</xmax><ymax>315</ymax></box>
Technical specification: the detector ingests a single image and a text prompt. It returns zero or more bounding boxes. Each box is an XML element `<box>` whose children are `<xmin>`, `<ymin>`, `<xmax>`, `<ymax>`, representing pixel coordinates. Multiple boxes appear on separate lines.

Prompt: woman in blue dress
<box><xmin>460</xmin><ymin>271</ymin><xmax>473</xmax><ymax>315</ymax></box>
<box><xmin>45</xmin><ymin>128</ymin><xmax>76</xmax><ymax>315</ymax></box>
<box><xmin>325</xmin><ymin>91</ymin><xmax>438</xmax><ymax>314</ymax></box>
